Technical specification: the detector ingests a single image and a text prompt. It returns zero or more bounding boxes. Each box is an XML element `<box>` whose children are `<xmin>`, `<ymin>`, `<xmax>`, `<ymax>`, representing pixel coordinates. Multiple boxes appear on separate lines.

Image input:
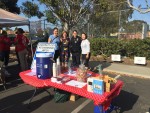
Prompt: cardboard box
<box><xmin>70</xmin><ymin>94</ymin><xmax>79</xmax><ymax>101</ymax></box>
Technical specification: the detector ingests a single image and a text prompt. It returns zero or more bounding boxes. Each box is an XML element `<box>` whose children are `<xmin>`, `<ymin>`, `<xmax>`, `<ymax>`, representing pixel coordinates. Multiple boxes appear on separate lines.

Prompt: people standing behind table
<box><xmin>14</xmin><ymin>28</ymin><xmax>29</xmax><ymax>71</ymax></box>
<box><xmin>70</xmin><ymin>30</ymin><xmax>82</xmax><ymax>67</ymax></box>
<box><xmin>60</xmin><ymin>31</ymin><xmax>70</xmax><ymax>69</ymax></box>
<box><xmin>81</xmin><ymin>33</ymin><xmax>90</xmax><ymax>68</ymax></box>
<box><xmin>48</xmin><ymin>27</ymin><xmax>60</xmax><ymax>62</ymax></box>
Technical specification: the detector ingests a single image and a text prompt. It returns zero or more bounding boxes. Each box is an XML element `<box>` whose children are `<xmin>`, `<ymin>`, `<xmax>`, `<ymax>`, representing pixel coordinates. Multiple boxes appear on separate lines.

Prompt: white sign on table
<box><xmin>134</xmin><ymin>57</ymin><xmax>146</xmax><ymax>65</ymax></box>
<box><xmin>36</xmin><ymin>43</ymin><xmax>56</xmax><ymax>52</ymax></box>
<box><xmin>111</xmin><ymin>54</ymin><xmax>121</xmax><ymax>61</ymax></box>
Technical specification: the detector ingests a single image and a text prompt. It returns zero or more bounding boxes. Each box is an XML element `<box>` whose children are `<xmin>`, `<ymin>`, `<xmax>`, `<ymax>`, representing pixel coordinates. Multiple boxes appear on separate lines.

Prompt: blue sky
<box><xmin>17</xmin><ymin>0</ymin><xmax>150</xmax><ymax>31</ymax></box>
<box><xmin>129</xmin><ymin>0</ymin><xmax>150</xmax><ymax>24</ymax></box>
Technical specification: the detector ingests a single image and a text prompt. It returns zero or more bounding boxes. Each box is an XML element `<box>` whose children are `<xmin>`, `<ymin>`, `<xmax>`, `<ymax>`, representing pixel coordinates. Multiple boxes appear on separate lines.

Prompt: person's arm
<box><xmin>14</xmin><ymin>37</ymin><xmax>18</xmax><ymax>45</ymax></box>
<box><xmin>48</xmin><ymin>38</ymin><xmax>51</xmax><ymax>43</ymax></box>
<box><xmin>26</xmin><ymin>37</ymin><xmax>29</xmax><ymax>45</ymax></box>
<box><xmin>86</xmin><ymin>40</ymin><xmax>90</xmax><ymax>59</ymax></box>
<box><xmin>48</xmin><ymin>35</ymin><xmax>52</xmax><ymax>43</ymax></box>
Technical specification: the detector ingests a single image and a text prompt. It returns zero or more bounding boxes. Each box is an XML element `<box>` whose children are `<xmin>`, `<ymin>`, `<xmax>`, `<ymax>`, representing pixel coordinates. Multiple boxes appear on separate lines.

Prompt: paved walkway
<box><xmin>103</xmin><ymin>63</ymin><xmax>150</xmax><ymax>79</ymax></box>
<box><xmin>7</xmin><ymin>60</ymin><xmax>150</xmax><ymax>79</ymax></box>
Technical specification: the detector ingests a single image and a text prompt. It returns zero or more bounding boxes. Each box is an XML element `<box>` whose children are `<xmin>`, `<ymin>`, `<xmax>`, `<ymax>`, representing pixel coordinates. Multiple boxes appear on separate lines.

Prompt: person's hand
<box><xmin>86</xmin><ymin>54</ymin><xmax>89</xmax><ymax>59</ymax></box>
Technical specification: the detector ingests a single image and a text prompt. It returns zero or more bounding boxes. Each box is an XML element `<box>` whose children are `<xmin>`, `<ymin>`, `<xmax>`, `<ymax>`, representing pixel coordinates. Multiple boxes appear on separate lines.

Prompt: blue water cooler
<box><xmin>36</xmin><ymin>53</ymin><xmax>53</xmax><ymax>79</ymax></box>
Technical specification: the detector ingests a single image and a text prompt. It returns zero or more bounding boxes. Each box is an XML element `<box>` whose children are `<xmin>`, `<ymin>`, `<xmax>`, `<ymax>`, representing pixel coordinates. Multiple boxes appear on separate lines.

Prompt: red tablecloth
<box><xmin>19</xmin><ymin>70</ymin><xmax>123</xmax><ymax>110</ymax></box>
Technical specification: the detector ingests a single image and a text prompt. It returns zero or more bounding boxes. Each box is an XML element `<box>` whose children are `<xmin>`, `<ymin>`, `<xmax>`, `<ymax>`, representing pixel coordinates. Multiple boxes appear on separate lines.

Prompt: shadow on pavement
<box><xmin>0</xmin><ymin>88</ymin><xmax>53</xmax><ymax>113</ymax></box>
<box><xmin>112</xmin><ymin>90</ymin><xmax>139</xmax><ymax>113</ymax></box>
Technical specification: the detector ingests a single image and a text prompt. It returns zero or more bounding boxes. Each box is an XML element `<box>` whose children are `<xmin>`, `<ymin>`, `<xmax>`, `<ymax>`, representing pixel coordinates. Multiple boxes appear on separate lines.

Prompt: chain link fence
<box><xmin>30</xmin><ymin>13</ymin><xmax>150</xmax><ymax>40</ymax></box>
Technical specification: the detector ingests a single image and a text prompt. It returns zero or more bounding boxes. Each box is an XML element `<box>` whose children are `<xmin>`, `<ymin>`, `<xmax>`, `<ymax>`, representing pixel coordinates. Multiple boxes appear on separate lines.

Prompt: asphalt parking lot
<box><xmin>0</xmin><ymin>62</ymin><xmax>150</xmax><ymax>113</ymax></box>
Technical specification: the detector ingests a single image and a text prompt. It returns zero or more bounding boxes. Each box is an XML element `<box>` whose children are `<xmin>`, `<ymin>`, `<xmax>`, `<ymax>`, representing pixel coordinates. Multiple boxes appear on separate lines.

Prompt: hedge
<box><xmin>89</xmin><ymin>38</ymin><xmax>150</xmax><ymax>60</ymax></box>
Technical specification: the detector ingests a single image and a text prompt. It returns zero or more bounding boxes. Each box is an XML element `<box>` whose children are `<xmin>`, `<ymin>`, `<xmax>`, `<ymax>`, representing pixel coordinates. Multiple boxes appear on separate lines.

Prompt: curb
<box><xmin>103</xmin><ymin>68</ymin><xmax>150</xmax><ymax>79</ymax></box>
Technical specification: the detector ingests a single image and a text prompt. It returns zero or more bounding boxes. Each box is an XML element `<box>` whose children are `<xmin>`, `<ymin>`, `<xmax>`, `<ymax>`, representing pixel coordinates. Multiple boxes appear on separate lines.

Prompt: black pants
<box><xmin>0</xmin><ymin>51</ymin><xmax>4</xmax><ymax>62</ymax></box>
<box><xmin>81</xmin><ymin>53</ymin><xmax>90</xmax><ymax>67</ymax></box>
<box><xmin>4</xmin><ymin>50</ymin><xmax>10</xmax><ymax>66</ymax></box>
<box><xmin>72</xmin><ymin>52</ymin><xmax>81</xmax><ymax>67</ymax></box>
<box><xmin>54</xmin><ymin>50</ymin><xmax>60</xmax><ymax>62</ymax></box>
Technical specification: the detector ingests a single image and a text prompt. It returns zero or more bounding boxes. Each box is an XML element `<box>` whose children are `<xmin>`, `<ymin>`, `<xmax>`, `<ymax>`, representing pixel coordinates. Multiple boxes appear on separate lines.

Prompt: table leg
<box><xmin>27</xmin><ymin>87</ymin><xmax>51</xmax><ymax>108</ymax></box>
<box><xmin>28</xmin><ymin>87</ymin><xmax>37</xmax><ymax>106</ymax></box>
<box><xmin>43</xmin><ymin>88</ymin><xmax>51</xmax><ymax>95</ymax></box>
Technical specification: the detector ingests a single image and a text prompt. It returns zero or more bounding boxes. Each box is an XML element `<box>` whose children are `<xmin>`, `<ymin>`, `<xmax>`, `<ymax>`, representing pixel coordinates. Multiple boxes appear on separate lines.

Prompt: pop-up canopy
<box><xmin>0</xmin><ymin>8</ymin><xmax>29</xmax><ymax>27</ymax></box>
<box><xmin>0</xmin><ymin>8</ymin><xmax>33</xmax><ymax>57</ymax></box>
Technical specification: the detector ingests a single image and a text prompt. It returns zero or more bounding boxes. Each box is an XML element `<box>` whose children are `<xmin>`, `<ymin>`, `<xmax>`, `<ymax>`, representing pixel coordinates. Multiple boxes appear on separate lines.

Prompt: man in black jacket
<box><xmin>70</xmin><ymin>30</ymin><xmax>81</xmax><ymax>67</ymax></box>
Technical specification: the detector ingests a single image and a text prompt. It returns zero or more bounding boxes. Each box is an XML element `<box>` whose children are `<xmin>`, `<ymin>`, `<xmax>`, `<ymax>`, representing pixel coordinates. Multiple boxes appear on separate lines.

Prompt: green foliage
<box><xmin>21</xmin><ymin>1</ymin><xmax>44</xmax><ymax>18</ymax></box>
<box><xmin>0</xmin><ymin>0</ymin><xmax>20</xmax><ymax>14</ymax></box>
<box><xmin>124</xmin><ymin>20</ymin><xmax>146</xmax><ymax>33</ymax></box>
<box><xmin>40</xmin><ymin>0</ymin><xmax>91</xmax><ymax>29</ymax></box>
<box><xmin>91</xmin><ymin>0</ymin><xmax>133</xmax><ymax>36</ymax></box>
<box><xmin>90</xmin><ymin>38</ymin><xmax>150</xmax><ymax>60</ymax></box>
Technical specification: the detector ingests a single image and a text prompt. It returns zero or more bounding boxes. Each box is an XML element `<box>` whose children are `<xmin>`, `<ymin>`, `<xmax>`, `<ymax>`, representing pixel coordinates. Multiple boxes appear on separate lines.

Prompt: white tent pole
<box><xmin>28</xmin><ymin>21</ymin><xmax>33</xmax><ymax>58</ymax></box>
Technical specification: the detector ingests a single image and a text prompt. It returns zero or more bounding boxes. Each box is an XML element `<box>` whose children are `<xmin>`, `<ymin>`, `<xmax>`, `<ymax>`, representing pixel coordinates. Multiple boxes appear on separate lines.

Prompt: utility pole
<box><xmin>44</xmin><ymin>19</ymin><xmax>46</xmax><ymax>32</ymax></box>
<box><xmin>118</xmin><ymin>10</ymin><xmax>121</xmax><ymax>39</ymax></box>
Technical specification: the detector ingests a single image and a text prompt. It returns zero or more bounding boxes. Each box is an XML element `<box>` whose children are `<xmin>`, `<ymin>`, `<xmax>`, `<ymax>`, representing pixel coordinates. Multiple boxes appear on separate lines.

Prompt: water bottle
<box><xmin>53</xmin><ymin>63</ymin><xmax>57</xmax><ymax>77</ymax></box>
<box><xmin>56</xmin><ymin>58</ymin><xmax>61</xmax><ymax>76</ymax></box>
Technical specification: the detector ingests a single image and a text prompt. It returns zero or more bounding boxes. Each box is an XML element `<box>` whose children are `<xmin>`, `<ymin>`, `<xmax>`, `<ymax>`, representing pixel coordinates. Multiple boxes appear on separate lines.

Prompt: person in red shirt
<box><xmin>0</xmin><ymin>31</ymin><xmax>11</xmax><ymax>76</ymax></box>
<box><xmin>14</xmin><ymin>28</ymin><xmax>29</xmax><ymax>71</ymax></box>
<box><xmin>2</xmin><ymin>31</ymin><xmax>11</xmax><ymax>67</ymax></box>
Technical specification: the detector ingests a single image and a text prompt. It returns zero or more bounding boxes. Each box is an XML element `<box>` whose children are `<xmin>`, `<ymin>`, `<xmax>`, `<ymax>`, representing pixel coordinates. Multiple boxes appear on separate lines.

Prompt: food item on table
<box><xmin>76</xmin><ymin>64</ymin><xmax>87</xmax><ymax>82</ymax></box>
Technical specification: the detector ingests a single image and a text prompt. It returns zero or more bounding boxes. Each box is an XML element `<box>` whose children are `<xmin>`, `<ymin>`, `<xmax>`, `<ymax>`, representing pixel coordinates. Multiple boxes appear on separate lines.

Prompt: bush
<box><xmin>89</xmin><ymin>38</ymin><xmax>150</xmax><ymax>60</ymax></box>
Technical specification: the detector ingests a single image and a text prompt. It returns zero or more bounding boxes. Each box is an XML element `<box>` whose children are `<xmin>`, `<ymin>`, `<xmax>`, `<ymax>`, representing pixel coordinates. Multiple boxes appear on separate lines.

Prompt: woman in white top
<box><xmin>81</xmin><ymin>33</ymin><xmax>90</xmax><ymax>67</ymax></box>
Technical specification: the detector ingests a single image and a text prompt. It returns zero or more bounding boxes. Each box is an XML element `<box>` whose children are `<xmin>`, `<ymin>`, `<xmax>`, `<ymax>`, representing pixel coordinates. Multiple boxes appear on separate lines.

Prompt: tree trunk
<box><xmin>63</xmin><ymin>22</ymin><xmax>69</xmax><ymax>32</ymax></box>
<box><xmin>63</xmin><ymin>22</ymin><xmax>72</xmax><ymax>37</ymax></box>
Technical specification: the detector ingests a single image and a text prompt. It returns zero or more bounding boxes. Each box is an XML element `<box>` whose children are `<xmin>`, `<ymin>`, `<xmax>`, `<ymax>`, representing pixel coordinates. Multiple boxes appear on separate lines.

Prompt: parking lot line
<box><xmin>71</xmin><ymin>99</ymin><xmax>92</xmax><ymax>113</ymax></box>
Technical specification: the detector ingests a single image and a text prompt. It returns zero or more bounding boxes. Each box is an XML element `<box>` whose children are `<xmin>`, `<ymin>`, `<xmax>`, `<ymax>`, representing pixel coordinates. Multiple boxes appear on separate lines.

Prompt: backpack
<box><xmin>54</xmin><ymin>89</ymin><xmax>70</xmax><ymax>103</ymax></box>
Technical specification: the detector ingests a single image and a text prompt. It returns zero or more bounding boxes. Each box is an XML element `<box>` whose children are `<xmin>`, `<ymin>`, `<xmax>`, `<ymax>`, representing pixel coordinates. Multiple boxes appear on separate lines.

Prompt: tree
<box><xmin>21</xmin><ymin>0</ymin><xmax>92</xmax><ymax>32</ymax></box>
<box><xmin>21</xmin><ymin>0</ymin><xmax>134</xmax><ymax>37</ymax></box>
<box><xmin>124</xmin><ymin>20</ymin><xmax>147</xmax><ymax>33</ymax></box>
<box><xmin>90</xmin><ymin>0</ymin><xmax>133</xmax><ymax>37</ymax></box>
<box><xmin>21</xmin><ymin>1</ymin><xmax>44</xmax><ymax>18</ymax></box>
<box><xmin>0</xmin><ymin>0</ymin><xmax>20</xmax><ymax>14</ymax></box>
<box><xmin>127</xmin><ymin>0</ymin><xmax>150</xmax><ymax>13</ymax></box>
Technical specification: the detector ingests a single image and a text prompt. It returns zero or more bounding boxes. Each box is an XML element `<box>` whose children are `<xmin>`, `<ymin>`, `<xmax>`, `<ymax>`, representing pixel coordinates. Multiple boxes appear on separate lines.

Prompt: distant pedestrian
<box><xmin>14</xmin><ymin>28</ymin><xmax>29</xmax><ymax>71</ymax></box>
<box><xmin>2</xmin><ymin>31</ymin><xmax>11</xmax><ymax>67</ymax></box>
<box><xmin>48</xmin><ymin>27</ymin><xmax>60</xmax><ymax>62</ymax></box>
<box><xmin>81</xmin><ymin>33</ymin><xmax>90</xmax><ymax>67</ymax></box>
<box><xmin>0</xmin><ymin>31</ymin><xmax>11</xmax><ymax>76</ymax></box>
<box><xmin>60</xmin><ymin>31</ymin><xmax>70</xmax><ymax>68</ymax></box>
<box><xmin>70</xmin><ymin>30</ymin><xmax>81</xmax><ymax>67</ymax></box>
